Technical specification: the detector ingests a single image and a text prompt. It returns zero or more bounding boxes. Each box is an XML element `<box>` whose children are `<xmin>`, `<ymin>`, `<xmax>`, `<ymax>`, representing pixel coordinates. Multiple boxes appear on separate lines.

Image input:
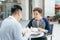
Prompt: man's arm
<box><xmin>13</xmin><ymin>23</ymin><xmax>31</xmax><ymax>40</ymax></box>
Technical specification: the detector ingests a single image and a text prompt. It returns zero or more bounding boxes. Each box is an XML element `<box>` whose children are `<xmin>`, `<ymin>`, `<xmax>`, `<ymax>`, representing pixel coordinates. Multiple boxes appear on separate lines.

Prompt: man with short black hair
<box><xmin>0</xmin><ymin>5</ymin><xmax>31</xmax><ymax>40</ymax></box>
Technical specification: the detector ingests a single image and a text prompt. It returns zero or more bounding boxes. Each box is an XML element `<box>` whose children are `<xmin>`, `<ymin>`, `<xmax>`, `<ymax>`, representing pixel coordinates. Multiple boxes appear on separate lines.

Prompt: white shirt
<box><xmin>0</xmin><ymin>16</ymin><xmax>31</xmax><ymax>40</ymax></box>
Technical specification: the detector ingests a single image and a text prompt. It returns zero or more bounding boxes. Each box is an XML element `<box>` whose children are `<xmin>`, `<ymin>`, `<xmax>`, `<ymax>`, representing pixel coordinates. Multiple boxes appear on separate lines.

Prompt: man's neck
<box><xmin>11</xmin><ymin>15</ymin><xmax>19</xmax><ymax>22</ymax></box>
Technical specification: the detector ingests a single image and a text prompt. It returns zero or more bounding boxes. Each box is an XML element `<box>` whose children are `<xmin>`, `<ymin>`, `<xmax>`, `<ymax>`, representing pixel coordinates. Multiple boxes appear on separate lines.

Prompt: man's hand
<box><xmin>22</xmin><ymin>28</ymin><xmax>31</xmax><ymax>36</ymax></box>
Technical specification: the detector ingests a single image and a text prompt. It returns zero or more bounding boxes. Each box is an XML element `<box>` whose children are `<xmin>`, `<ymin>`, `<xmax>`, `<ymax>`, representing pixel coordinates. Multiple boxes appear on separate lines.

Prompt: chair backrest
<box><xmin>49</xmin><ymin>24</ymin><xmax>54</xmax><ymax>35</ymax></box>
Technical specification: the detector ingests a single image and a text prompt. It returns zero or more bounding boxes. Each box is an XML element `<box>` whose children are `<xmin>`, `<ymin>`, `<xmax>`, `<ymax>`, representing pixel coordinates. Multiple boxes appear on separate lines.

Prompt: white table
<box><xmin>29</xmin><ymin>28</ymin><xmax>44</xmax><ymax>40</ymax></box>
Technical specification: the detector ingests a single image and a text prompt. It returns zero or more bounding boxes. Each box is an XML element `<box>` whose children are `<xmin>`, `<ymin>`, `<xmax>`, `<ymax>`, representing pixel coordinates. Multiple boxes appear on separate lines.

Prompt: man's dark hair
<box><xmin>33</xmin><ymin>8</ymin><xmax>42</xmax><ymax>14</ymax></box>
<box><xmin>11</xmin><ymin>5</ymin><xmax>22</xmax><ymax>15</ymax></box>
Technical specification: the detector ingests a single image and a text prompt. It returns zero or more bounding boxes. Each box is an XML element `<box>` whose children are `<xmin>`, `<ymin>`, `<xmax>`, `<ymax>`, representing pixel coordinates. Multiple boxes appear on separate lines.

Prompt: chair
<box><xmin>46</xmin><ymin>24</ymin><xmax>54</xmax><ymax>40</ymax></box>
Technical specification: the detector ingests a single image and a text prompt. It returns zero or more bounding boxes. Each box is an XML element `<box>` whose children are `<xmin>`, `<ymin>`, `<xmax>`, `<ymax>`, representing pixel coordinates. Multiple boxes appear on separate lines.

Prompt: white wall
<box><xmin>32</xmin><ymin>0</ymin><xmax>43</xmax><ymax>9</ymax></box>
<box><xmin>21</xmin><ymin>0</ymin><xmax>29</xmax><ymax>20</ymax></box>
<box><xmin>44</xmin><ymin>0</ymin><xmax>55</xmax><ymax>17</ymax></box>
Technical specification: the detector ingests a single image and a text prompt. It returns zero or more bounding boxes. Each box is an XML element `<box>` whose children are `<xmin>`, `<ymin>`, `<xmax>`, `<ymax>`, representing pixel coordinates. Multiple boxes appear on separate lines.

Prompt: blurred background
<box><xmin>0</xmin><ymin>0</ymin><xmax>55</xmax><ymax>20</ymax></box>
<box><xmin>0</xmin><ymin>0</ymin><xmax>60</xmax><ymax>40</ymax></box>
<box><xmin>0</xmin><ymin>0</ymin><xmax>60</xmax><ymax>22</ymax></box>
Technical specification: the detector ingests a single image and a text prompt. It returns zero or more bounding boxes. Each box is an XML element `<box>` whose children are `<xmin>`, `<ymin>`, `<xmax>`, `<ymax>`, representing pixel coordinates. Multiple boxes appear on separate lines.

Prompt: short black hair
<box><xmin>33</xmin><ymin>8</ymin><xmax>42</xmax><ymax>14</ymax></box>
<box><xmin>11</xmin><ymin>5</ymin><xmax>22</xmax><ymax>15</ymax></box>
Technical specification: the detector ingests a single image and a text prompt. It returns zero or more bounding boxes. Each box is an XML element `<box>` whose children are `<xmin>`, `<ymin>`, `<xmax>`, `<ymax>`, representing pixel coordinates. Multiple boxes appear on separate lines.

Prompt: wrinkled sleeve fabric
<box><xmin>13</xmin><ymin>23</ymin><xmax>31</xmax><ymax>40</ymax></box>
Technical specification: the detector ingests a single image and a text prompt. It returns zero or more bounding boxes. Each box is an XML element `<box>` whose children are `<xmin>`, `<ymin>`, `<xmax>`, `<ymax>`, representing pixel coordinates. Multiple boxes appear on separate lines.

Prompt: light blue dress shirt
<box><xmin>0</xmin><ymin>16</ymin><xmax>30</xmax><ymax>40</ymax></box>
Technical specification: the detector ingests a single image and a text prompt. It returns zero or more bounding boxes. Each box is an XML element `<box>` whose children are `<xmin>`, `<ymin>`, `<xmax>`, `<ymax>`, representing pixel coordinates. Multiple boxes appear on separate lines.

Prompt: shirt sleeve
<box><xmin>43</xmin><ymin>18</ymin><xmax>50</xmax><ymax>33</ymax></box>
<box><xmin>13</xmin><ymin>23</ymin><xmax>30</xmax><ymax>40</ymax></box>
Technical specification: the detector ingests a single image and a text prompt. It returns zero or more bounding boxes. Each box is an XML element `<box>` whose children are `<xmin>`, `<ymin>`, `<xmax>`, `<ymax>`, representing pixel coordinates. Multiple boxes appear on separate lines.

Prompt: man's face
<box><xmin>34</xmin><ymin>11</ymin><xmax>41</xmax><ymax>20</ymax></box>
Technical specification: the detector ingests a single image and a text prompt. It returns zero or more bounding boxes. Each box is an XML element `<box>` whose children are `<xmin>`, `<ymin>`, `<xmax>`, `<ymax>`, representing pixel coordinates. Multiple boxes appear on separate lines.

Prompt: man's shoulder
<box><xmin>30</xmin><ymin>18</ymin><xmax>35</xmax><ymax>21</ymax></box>
<box><xmin>31</xmin><ymin>18</ymin><xmax>35</xmax><ymax>20</ymax></box>
<box><xmin>2</xmin><ymin>17</ymin><xmax>12</xmax><ymax>23</ymax></box>
<box><xmin>43</xmin><ymin>18</ymin><xmax>48</xmax><ymax>21</ymax></box>
<box><xmin>2</xmin><ymin>17</ymin><xmax>16</xmax><ymax>26</ymax></box>
<box><xmin>1</xmin><ymin>17</ymin><xmax>19</xmax><ymax>28</ymax></box>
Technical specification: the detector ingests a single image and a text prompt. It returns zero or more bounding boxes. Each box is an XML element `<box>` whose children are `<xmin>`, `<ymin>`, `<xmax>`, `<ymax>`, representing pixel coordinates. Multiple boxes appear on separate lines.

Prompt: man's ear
<box><xmin>18</xmin><ymin>11</ymin><xmax>20</xmax><ymax>16</ymax></box>
<box><xmin>16</xmin><ymin>10</ymin><xmax>19</xmax><ymax>16</ymax></box>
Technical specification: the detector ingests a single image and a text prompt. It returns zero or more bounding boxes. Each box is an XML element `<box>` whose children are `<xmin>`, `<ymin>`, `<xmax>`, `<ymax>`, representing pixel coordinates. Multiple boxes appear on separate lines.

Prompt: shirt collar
<box><xmin>40</xmin><ymin>16</ymin><xmax>43</xmax><ymax>19</ymax></box>
<box><xmin>9</xmin><ymin>16</ymin><xmax>18</xmax><ymax>22</ymax></box>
